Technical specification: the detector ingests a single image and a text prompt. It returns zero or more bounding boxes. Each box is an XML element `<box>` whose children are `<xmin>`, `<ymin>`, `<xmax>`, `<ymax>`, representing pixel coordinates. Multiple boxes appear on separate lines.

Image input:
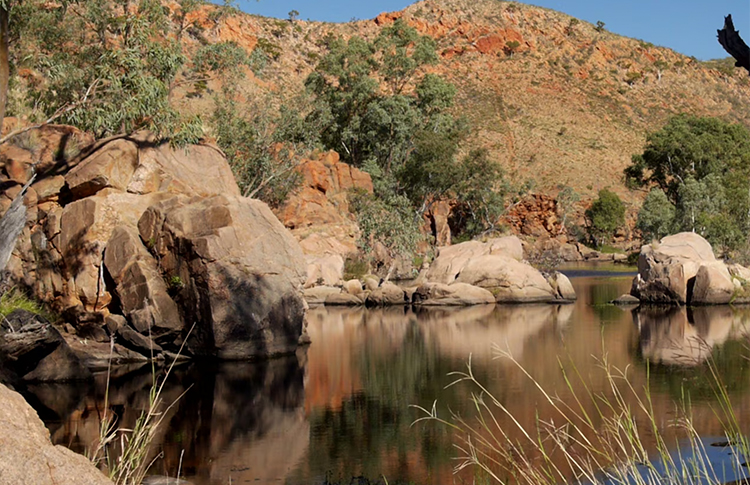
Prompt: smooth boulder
<box><xmin>412</xmin><ymin>282</ymin><xmax>496</xmax><ymax>306</ymax></box>
<box><xmin>632</xmin><ymin>233</ymin><xmax>749</xmax><ymax>305</ymax></box>
<box><xmin>139</xmin><ymin>195</ymin><xmax>307</xmax><ymax>359</ymax></box>
<box><xmin>425</xmin><ymin>237</ymin><xmax>571</xmax><ymax>303</ymax></box>
<box><xmin>454</xmin><ymin>254</ymin><xmax>557</xmax><ymax>303</ymax></box>
<box><xmin>366</xmin><ymin>282</ymin><xmax>407</xmax><ymax>306</ymax></box>
<box><xmin>0</xmin><ymin>383</ymin><xmax>113</xmax><ymax>485</ymax></box>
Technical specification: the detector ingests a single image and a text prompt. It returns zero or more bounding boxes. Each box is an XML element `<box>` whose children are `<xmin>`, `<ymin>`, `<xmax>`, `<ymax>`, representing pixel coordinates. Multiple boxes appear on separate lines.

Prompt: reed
<box><xmin>414</xmin><ymin>347</ymin><xmax>749</xmax><ymax>485</ymax></box>
<box><xmin>89</xmin><ymin>326</ymin><xmax>193</xmax><ymax>485</ymax></box>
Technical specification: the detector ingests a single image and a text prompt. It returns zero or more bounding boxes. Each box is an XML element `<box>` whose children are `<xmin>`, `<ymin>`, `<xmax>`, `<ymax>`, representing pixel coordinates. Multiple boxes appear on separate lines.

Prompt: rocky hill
<box><xmin>170</xmin><ymin>0</ymin><xmax>750</xmax><ymax>210</ymax></box>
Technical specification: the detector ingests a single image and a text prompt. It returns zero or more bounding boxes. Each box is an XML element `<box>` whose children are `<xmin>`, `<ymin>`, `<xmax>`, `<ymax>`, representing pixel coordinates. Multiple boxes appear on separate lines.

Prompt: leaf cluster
<box><xmin>628</xmin><ymin>115</ymin><xmax>750</xmax><ymax>252</ymax></box>
<box><xmin>8</xmin><ymin>0</ymin><xmax>249</xmax><ymax>143</ymax></box>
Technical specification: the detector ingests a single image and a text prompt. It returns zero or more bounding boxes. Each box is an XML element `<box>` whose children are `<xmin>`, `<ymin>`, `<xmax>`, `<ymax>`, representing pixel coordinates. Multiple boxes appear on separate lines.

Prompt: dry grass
<box><xmin>414</xmin><ymin>348</ymin><xmax>749</xmax><ymax>485</ymax></box>
<box><xmin>88</xmin><ymin>326</ymin><xmax>193</xmax><ymax>485</ymax></box>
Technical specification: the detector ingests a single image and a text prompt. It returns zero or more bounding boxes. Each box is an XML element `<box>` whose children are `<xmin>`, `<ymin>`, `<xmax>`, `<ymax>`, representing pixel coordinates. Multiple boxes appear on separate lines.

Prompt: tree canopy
<box><xmin>304</xmin><ymin>20</ymin><xmax>507</xmax><ymax>255</ymax></box>
<box><xmin>585</xmin><ymin>189</ymin><xmax>625</xmax><ymax>247</ymax></box>
<box><xmin>626</xmin><ymin>115</ymin><xmax>750</xmax><ymax>253</ymax></box>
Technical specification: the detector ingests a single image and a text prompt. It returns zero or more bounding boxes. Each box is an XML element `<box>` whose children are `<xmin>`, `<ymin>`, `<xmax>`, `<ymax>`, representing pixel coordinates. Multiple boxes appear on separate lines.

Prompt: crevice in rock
<box><xmin>686</xmin><ymin>276</ymin><xmax>696</xmax><ymax>306</ymax></box>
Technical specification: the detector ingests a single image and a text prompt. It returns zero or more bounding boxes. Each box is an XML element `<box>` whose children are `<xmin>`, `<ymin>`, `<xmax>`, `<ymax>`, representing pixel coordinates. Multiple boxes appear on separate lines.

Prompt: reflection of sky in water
<box><xmin>595</xmin><ymin>437</ymin><xmax>748</xmax><ymax>485</ymax></box>
<box><xmin>31</xmin><ymin>274</ymin><xmax>750</xmax><ymax>485</ymax></box>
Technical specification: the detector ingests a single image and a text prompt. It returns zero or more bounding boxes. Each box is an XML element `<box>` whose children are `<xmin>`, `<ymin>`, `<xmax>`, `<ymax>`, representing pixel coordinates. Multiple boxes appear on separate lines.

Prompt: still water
<box><xmin>27</xmin><ymin>270</ymin><xmax>750</xmax><ymax>484</ymax></box>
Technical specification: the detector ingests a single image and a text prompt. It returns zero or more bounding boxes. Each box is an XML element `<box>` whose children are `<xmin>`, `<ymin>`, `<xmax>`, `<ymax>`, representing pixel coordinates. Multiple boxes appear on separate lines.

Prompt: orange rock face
<box><xmin>503</xmin><ymin>194</ymin><xmax>562</xmax><ymax>238</ymax></box>
<box><xmin>278</xmin><ymin>151</ymin><xmax>373</xmax><ymax>232</ymax></box>
<box><xmin>276</xmin><ymin>151</ymin><xmax>373</xmax><ymax>260</ymax></box>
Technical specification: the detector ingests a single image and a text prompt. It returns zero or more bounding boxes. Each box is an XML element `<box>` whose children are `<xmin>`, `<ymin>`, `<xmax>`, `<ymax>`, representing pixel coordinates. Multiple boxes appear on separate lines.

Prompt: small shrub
<box><xmin>167</xmin><ymin>276</ymin><xmax>184</xmax><ymax>290</ymax></box>
<box><xmin>343</xmin><ymin>257</ymin><xmax>369</xmax><ymax>281</ymax></box>
<box><xmin>504</xmin><ymin>40</ymin><xmax>521</xmax><ymax>57</ymax></box>
<box><xmin>255</xmin><ymin>38</ymin><xmax>282</xmax><ymax>61</ymax></box>
<box><xmin>625</xmin><ymin>70</ymin><xmax>643</xmax><ymax>85</ymax></box>
<box><xmin>9</xmin><ymin>130</ymin><xmax>42</xmax><ymax>153</ymax></box>
<box><xmin>565</xmin><ymin>18</ymin><xmax>579</xmax><ymax>36</ymax></box>
<box><xmin>585</xmin><ymin>188</ymin><xmax>625</xmax><ymax>247</ymax></box>
<box><xmin>595</xmin><ymin>20</ymin><xmax>606</xmax><ymax>32</ymax></box>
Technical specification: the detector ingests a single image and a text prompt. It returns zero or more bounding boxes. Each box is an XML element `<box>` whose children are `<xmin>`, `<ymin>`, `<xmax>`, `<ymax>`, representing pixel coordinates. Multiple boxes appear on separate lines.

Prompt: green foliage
<box><xmin>211</xmin><ymin>90</ymin><xmax>313</xmax><ymax>206</ymax></box>
<box><xmin>565</xmin><ymin>18</ymin><xmax>579</xmax><ymax>36</ymax></box>
<box><xmin>627</xmin><ymin>115</ymin><xmax>750</xmax><ymax>252</ymax></box>
<box><xmin>625</xmin><ymin>115</ymin><xmax>750</xmax><ymax>201</ymax></box>
<box><xmin>557</xmin><ymin>184</ymin><xmax>580</xmax><ymax>235</ymax></box>
<box><xmin>7</xmin><ymin>0</ymin><xmax>256</xmax><ymax>142</ymax></box>
<box><xmin>13</xmin><ymin>0</ymin><xmax>187</xmax><ymax>138</ymax></box>
<box><xmin>585</xmin><ymin>188</ymin><xmax>625</xmax><ymax>246</ymax></box>
<box><xmin>255</xmin><ymin>38</ymin><xmax>283</xmax><ymax>61</ymax></box>
<box><xmin>193</xmin><ymin>41</ymin><xmax>249</xmax><ymax>79</ymax></box>
<box><xmin>349</xmin><ymin>187</ymin><xmax>423</xmax><ymax>261</ymax></box>
<box><xmin>624</xmin><ymin>70</ymin><xmax>642</xmax><ymax>85</ymax></box>
<box><xmin>504</xmin><ymin>40</ymin><xmax>521</xmax><ymax>57</ymax></box>
<box><xmin>0</xmin><ymin>288</ymin><xmax>55</xmax><ymax>323</ymax></box>
<box><xmin>343</xmin><ymin>257</ymin><xmax>369</xmax><ymax>281</ymax></box>
<box><xmin>636</xmin><ymin>189</ymin><xmax>674</xmax><ymax>243</ymax></box>
<box><xmin>305</xmin><ymin>19</ymin><xmax>446</xmax><ymax>174</ymax></box>
<box><xmin>167</xmin><ymin>275</ymin><xmax>183</xmax><ymax>290</ymax></box>
<box><xmin>594</xmin><ymin>20</ymin><xmax>606</xmax><ymax>32</ymax></box>
<box><xmin>305</xmin><ymin>19</ymin><xmax>506</xmax><ymax>253</ymax></box>
<box><xmin>449</xmin><ymin>148</ymin><xmax>507</xmax><ymax>238</ymax></box>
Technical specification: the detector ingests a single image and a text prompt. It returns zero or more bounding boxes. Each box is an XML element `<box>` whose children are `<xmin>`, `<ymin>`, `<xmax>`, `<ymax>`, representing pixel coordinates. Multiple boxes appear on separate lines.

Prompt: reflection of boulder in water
<box><xmin>160</xmin><ymin>355</ymin><xmax>308</xmax><ymax>484</ymax></box>
<box><xmin>418</xmin><ymin>304</ymin><xmax>568</xmax><ymax>359</ymax></box>
<box><xmin>634</xmin><ymin>306</ymin><xmax>750</xmax><ymax>366</ymax></box>
<box><xmin>28</xmin><ymin>363</ymin><xmax>188</xmax><ymax>458</ymax></box>
<box><xmin>32</xmin><ymin>354</ymin><xmax>308</xmax><ymax>484</ymax></box>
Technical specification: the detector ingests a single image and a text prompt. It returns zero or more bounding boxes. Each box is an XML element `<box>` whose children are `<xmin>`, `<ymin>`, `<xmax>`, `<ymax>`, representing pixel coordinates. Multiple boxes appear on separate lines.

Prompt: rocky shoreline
<box><xmin>303</xmin><ymin>235</ymin><xmax>577</xmax><ymax>307</ymax></box>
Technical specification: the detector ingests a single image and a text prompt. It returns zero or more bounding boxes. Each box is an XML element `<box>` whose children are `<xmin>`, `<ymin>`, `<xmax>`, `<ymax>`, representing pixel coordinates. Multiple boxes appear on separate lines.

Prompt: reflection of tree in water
<box><xmin>589</xmin><ymin>279</ymin><xmax>629</xmax><ymax>322</ymax></box>
<box><xmin>301</xmin><ymin>319</ymin><xmax>499</xmax><ymax>484</ymax></box>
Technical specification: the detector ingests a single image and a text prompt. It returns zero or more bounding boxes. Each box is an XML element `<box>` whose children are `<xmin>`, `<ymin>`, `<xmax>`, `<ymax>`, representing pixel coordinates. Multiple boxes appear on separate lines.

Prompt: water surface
<box><xmin>30</xmin><ymin>272</ymin><xmax>750</xmax><ymax>484</ymax></box>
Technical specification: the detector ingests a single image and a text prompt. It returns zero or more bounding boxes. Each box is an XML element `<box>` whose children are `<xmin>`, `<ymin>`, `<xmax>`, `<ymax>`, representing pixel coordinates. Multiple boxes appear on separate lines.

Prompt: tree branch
<box><xmin>718</xmin><ymin>14</ymin><xmax>750</xmax><ymax>75</ymax></box>
<box><xmin>0</xmin><ymin>79</ymin><xmax>100</xmax><ymax>146</ymax></box>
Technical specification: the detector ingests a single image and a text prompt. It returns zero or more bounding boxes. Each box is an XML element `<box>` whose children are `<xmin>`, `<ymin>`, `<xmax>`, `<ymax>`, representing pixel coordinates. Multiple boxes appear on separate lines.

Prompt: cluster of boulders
<box><xmin>1</xmin><ymin>126</ymin><xmax>308</xmax><ymax>382</ymax></box>
<box><xmin>626</xmin><ymin>232</ymin><xmax>750</xmax><ymax>306</ymax></box>
<box><xmin>302</xmin><ymin>235</ymin><xmax>577</xmax><ymax>306</ymax></box>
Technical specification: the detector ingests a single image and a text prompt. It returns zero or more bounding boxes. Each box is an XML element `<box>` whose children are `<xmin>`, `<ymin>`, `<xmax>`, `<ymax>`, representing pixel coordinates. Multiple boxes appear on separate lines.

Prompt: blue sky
<box><xmin>237</xmin><ymin>0</ymin><xmax>750</xmax><ymax>61</ymax></box>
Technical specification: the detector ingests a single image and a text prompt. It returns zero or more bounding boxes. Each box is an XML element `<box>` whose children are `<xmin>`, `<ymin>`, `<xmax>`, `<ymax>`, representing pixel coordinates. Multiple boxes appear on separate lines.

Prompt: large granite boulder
<box><xmin>138</xmin><ymin>195</ymin><xmax>307</xmax><ymax>359</ymax></box>
<box><xmin>426</xmin><ymin>237</ymin><xmax>524</xmax><ymax>284</ymax></box>
<box><xmin>692</xmin><ymin>263</ymin><xmax>736</xmax><ymax>305</ymax></box>
<box><xmin>0</xmin><ymin>383</ymin><xmax>113</xmax><ymax>485</ymax></box>
<box><xmin>631</xmin><ymin>233</ymin><xmax>747</xmax><ymax>305</ymax></box>
<box><xmin>304</xmin><ymin>254</ymin><xmax>345</xmax><ymax>288</ymax></box>
<box><xmin>1</xmin><ymin>128</ymin><xmax>310</xmax><ymax>362</ymax></box>
<box><xmin>425</xmin><ymin>237</ymin><xmax>570</xmax><ymax>303</ymax></box>
<box><xmin>454</xmin><ymin>254</ymin><xmax>557</xmax><ymax>303</ymax></box>
<box><xmin>103</xmin><ymin>226</ymin><xmax>183</xmax><ymax>341</ymax></box>
<box><xmin>366</xmin><ymin>282</ymin><xmax>407</xmax><ymax>306</ymax></box>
